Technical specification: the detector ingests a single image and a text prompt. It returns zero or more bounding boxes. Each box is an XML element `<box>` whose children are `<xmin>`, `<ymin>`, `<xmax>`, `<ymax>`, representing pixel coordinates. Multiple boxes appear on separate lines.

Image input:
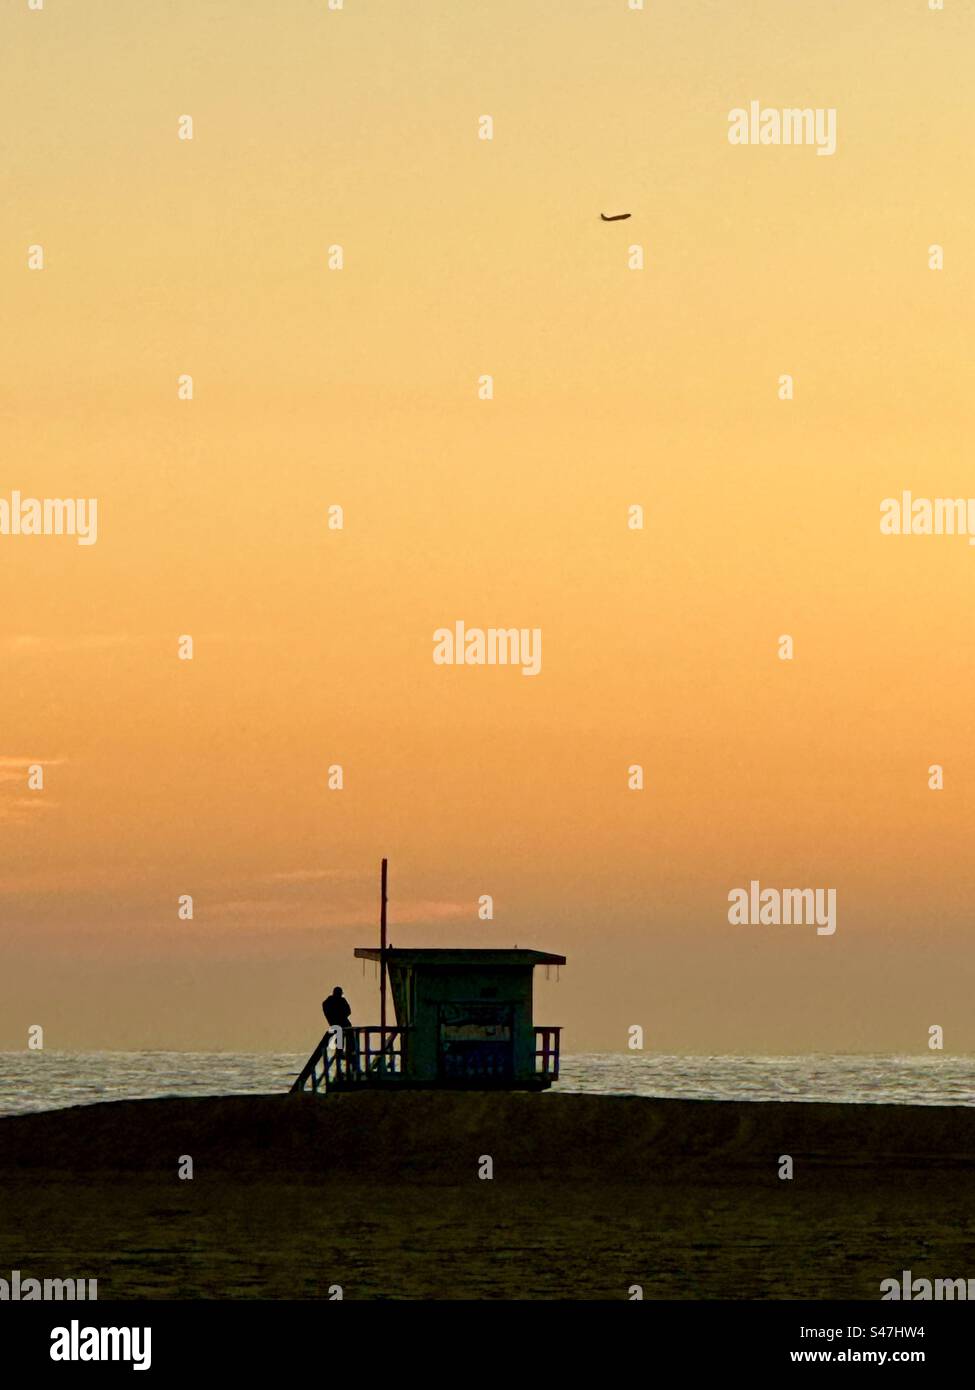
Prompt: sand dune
<box><xmin>3</xmin><ymin>1091</ymin><xmax>974</xmax><ymax>1176</ymax></box>
<box><xmin>1</xmin><ymin>1093</ymin><xmax>973</xmax><ymax>1299</ymax></box>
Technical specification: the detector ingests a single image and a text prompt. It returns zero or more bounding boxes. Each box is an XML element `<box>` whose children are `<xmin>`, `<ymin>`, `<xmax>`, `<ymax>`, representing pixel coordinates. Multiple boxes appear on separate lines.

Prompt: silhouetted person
<box><xmin>323</xmin><ymin>986</ymin><xmax>354</xmax><ymax>1061</ymax></box>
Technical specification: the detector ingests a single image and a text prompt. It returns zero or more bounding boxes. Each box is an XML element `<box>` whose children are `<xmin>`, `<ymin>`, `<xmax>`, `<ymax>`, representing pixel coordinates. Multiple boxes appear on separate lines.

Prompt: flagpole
<box><xmin>380</xmin><ymin>858</ymin><xmax>388</xmax><ymax>1031</ymax></box>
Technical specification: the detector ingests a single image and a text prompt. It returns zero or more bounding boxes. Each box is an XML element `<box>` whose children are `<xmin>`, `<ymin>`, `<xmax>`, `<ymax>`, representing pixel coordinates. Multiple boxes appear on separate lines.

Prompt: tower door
<box><xmin>438</xmin><ymin>1003</ymin><xmax>514</xmax><ymax>1081</ymax></box>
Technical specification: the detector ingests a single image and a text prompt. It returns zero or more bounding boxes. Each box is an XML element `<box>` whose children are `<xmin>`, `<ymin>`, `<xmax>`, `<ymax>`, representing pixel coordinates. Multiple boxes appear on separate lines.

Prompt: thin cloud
<box><xmin>0</xmin><ymin>797</ymin><xmax>58</xmax><ymax>824</ymax></box>
<box><xmin>393</xmin><ymin>900</ymin><xmax>470</xmax><ymax>925</ymax></box>
<box><xmin>2</xmin><ymin>635</ymin><xmax>131</xmax><ymax>654</ymax></box>
<box><xmin>0</xmin><ymin>756</ymin><xmax>66</xmax><ymax>788</ymax></box>
<box><xmin>206</xmin><ymin>893</ymin><xmax>469</xmax><ymax>929</ymax></box>
<box><xmin>315</xmin><ymin>898</ymin><xmax>470</xmax><ymax>928</ymax></box>
<box><xmin>0</xmin><ymin>756</ymin><xmax>67</xmax><ymax>766</ymax></box>
<box><xmin>263</xmin><ymin>869</ymin><xmax>365</xmax><ymax>884</ymax></box>
<box><xmin>207</xmin><ymin>897</ymin><xmax>313</xmax><ymax>919</ymax></box>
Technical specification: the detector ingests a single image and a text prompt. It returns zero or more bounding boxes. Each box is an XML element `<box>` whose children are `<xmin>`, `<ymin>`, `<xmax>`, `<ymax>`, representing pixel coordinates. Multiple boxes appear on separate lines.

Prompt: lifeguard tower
<box><xmin>291</xmin><ymin>861</ymin><xmax>565</xmax><ymax>1094</ymax></box>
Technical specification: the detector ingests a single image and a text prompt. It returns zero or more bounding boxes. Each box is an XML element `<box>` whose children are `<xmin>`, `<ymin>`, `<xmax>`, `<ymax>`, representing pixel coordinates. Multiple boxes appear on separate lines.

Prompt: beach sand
<box><xmin>1</xmin><ymin>1092</ymin><xmax>973</xmax><ymax>1300</ymax></box>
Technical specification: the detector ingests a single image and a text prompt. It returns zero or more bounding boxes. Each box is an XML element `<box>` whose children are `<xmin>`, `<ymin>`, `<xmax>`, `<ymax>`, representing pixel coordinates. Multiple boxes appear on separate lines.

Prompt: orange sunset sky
<box><xmin>2</xmin><ymin>0</ymin><xmax>974</xmax><ymax>1053</ymax></box>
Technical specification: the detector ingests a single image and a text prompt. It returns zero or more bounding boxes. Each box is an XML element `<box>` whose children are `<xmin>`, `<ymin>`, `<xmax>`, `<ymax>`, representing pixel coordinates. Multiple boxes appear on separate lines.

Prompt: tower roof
<box><xmin>353</xmin><ymin>947</ymin><xmax>565</xmax><ymax>967</ymax></box>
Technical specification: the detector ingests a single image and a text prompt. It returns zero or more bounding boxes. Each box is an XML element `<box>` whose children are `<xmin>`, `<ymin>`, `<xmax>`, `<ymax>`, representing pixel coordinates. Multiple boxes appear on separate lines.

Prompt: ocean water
<box><xmin>0</xmin><ymin>1051</ymin><xmax>971</xmax><ymax>1117</ymax></box>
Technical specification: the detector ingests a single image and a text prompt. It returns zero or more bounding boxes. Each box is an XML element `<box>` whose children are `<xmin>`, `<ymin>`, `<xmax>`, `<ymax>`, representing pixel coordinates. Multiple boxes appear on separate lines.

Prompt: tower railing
<box><xmin>290</xmin><ymin>1026</ymin><xmax>405</xmax><ymax>1093</ymax></box>
<box><xmin>534</xmin><ymin>1026</ymin><xmax>561</xmax><ymax>1081</ymax></box>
